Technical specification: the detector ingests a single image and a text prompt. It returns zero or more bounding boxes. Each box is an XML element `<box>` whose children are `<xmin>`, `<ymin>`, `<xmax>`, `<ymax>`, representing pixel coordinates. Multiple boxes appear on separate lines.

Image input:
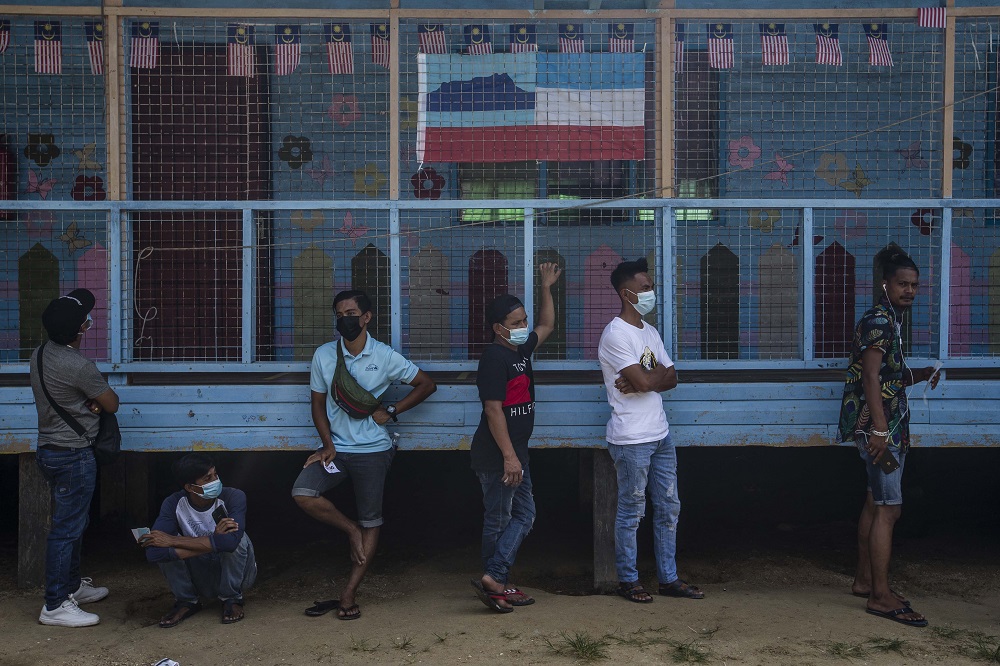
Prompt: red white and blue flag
<box><xmin>814</xmin><ymin>23</ymin><xmax>842</xmax><ymax>66</ymax></box>
<box><xmin>509</xmin><ymin>24</ymin><xmax>536</xmax><ymax>53</ymax></box>
<box><xmin>227</xmin><ymin>24</ymin><xmax>255</xmax><ymax>77</ymax></box>
<box><xmin>464</xmin><ymin>25</ymin><xmax>492</xmax><ymax>55</ymax></box>
<box><xmin>371</xmin><ymin>23</ymin><xmax>390</xmax><ymax>69</ymax></box>
<box><xmin>417</xmin><ymin>52</ymin><xmax>645</xmax><ymax>163</ymax></box>
<box><xmin>674</xmin><ymin>23</ymin><xmax>684</xmax><ymax>72</ymax></box>
<box><xmin>418</xmin><ymin>24</ymin><xmax>447</xmax><ymax>54</ymax></box>
<box><xmin>918</xmin><ymin>7</ymin><xmax>946</xmax><ymax>29</ymax></box>
<box><xmin>707</xmin><ymin>23</ymin><xmax>733</xmax><ymax>69</ymax></box>
<box><xmin>1</xmin><ymin>20</ymin><xmax>12</xmax><ymax>55</ymax></box>
<box><xmin>559</xmin><ymin>24</ymin><xmax>585</xmax><ymax>53</ymax></box>
<box><xmin>86</xmin><ymin>21</ymin><xmax>104</xmax><ymax>75</ymax></box>
<box><xmin>326</xmin><ymin>23</ymin><xmax>353</xmax><ymax>75</ymax></box>
<box><xmin>274</xmin><ymin>25</ymin><xmax>301</xmax><ymax>75</ymax></box>
<box><xmin>130</xmin><ymin>22</ymin><xmax>159</xmax><ymax>69</ymax></box>
<box><xmin>34</xmin><ymin>21</ymin><xmax>62</xmax><ymax>74</ymax></box>
<box><xmin>759</xmin><ymin>23</ymin><xmax>788</xmax><ymax>66</ymax></box>
<box><xmin>865</xmin><ymin>23</ymin><xmax>892</xmax><ymax>67</ymax></box>
<box><xmin>609</xmin><ymin>23</ymin><xmax>634</xmax><ymax>53</ymax></box>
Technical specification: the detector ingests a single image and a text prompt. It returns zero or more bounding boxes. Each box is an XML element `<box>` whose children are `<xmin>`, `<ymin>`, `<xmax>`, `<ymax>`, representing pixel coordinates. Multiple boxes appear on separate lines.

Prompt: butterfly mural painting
<box><xmin>307</xmin><ymin>155</ymin><xmax>336</xmax><ymax>186</ymax></box>
<box><xmin>763</xmin><ymin>153</ymin><xmax>794</xmax><ymax>186</ymax></box>
<box><xmin>60</xmin><ymin>222</ymin><xmax>93</xmax><ymax>254</ymax></box>
<box><xmin>72</xmin><ymin>143</ymin><xmax>103</xmax><ymax>171</ymax></box>
<box><xmin>838</xmin><ymin>164</ymin><xmax>871</xmax><ymax>198</ymax></box>
<box><xmin>337</xmin><ymin>211</ymin><xmax>369</xmax><ymax>245</ymax></box>
<box><xmin>895</xmin><ymin>141</ymin><xmax>928</xmax><ymax>170</ymax></box>
<box><xmin>26</xmin><ymin>170</ymin><xmax>57</xmax><ymax>199</ymax></box>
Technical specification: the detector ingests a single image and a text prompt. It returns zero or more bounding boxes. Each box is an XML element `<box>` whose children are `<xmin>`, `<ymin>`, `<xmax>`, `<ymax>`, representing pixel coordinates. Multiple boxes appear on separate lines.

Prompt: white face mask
<box><xmin>627</xmin><ymin>289</ymin><xmax>656</xmax><ymax>316</ymax></box>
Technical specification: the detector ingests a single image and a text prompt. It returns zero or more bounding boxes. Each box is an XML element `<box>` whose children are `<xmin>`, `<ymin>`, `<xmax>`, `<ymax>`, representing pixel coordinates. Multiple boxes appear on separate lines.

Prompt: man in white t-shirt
<box><xmin>597</xmin><ymin>258</ymin><xmax>704</xmax><ymax>604</ymax></box>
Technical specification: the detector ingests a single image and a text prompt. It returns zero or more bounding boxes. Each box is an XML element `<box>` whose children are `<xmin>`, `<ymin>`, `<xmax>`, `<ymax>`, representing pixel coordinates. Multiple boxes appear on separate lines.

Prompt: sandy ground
<box><xmin>1</xmin><ymin>531</ymin><xmax>998</xmax><ymax>666</ymax></box>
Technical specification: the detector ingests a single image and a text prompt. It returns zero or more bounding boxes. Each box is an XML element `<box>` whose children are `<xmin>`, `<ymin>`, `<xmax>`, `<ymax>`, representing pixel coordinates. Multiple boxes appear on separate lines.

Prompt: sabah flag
<box><xmin>417</xmin><ymin>52</ymin><xmax>645</xmax><ymax>163</ymax></box>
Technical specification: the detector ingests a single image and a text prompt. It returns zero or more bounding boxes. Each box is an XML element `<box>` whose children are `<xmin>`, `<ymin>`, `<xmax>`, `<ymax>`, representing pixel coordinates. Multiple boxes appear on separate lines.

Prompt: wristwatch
<box><xmin>385</xmin><ymin>404</ymin><xmax>398</xmax><ymax>422</ymax></box>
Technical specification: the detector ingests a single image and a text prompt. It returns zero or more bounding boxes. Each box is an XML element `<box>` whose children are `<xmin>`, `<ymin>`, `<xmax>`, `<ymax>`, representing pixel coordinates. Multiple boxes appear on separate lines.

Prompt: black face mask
<box><xmin>336</xmin><ymin>315</ymin><xmax>364</xmax><ymax>342</ymax></box>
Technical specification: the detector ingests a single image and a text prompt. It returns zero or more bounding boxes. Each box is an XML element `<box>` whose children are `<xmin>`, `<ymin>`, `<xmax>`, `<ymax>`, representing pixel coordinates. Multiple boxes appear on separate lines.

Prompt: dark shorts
<box><xmin>291</xmin><ymin>449</ymin><xmax>395</xmax><ymax>528</ymax></box>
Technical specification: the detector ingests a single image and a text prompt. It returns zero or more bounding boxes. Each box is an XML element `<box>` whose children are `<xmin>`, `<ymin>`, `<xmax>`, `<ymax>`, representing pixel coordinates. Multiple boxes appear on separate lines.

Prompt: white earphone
<box><xmin>881</xmin><ymin>279</ymin><xmax>911</xmax><ymax>438</ymax></box>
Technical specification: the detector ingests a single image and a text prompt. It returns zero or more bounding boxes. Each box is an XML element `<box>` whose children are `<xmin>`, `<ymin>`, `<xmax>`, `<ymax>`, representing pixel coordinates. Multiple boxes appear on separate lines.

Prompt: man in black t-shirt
<box><xmin>470</xmin><ymin>262</ymin><xmax>562</xmax><ymax>613</ymax></box>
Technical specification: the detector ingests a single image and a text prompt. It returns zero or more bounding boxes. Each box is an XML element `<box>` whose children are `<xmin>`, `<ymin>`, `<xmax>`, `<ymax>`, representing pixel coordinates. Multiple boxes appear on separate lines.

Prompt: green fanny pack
<box><xmin>333</xmin><ymin>341</ymin><xmax>381</xmax><ymax>419</ymax></box>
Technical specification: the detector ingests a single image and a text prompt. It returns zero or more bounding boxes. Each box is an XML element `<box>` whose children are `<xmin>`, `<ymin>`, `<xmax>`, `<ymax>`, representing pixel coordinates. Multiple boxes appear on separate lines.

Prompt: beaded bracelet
<box><xmin>870</xmin><ymin>428</ymin><xmax>890</xmax><ymax>438</ymax></box>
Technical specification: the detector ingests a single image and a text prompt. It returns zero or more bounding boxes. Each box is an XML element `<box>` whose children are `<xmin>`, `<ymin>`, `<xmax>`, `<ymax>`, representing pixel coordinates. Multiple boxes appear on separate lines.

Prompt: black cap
<box><xmin>42</xmin><ymin>289</ymin><xmax>95</xmax><ymax>344</ymax></box>
<box><xmin>486</xmin><ymin>293</ymin><xmax>524</xmax><ymax>326</ymax></box>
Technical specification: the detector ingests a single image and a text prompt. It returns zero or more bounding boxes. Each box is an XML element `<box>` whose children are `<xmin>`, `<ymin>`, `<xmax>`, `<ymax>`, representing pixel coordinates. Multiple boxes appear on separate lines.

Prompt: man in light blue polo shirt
<box><xmin>292</xmin><ymin>290</ymin><xmax>436</xmax><ymax>621</ymax></box>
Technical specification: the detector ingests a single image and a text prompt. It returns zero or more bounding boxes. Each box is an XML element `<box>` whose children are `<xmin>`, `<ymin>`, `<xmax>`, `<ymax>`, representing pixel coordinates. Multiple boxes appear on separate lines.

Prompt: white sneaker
<box><xmin>39</xmin><ymin>596</ymin><xmax>100</xmax><ymax>627</ymax></box>
<box><xmin>73</xmin><ymin>577</ymin><xmax>109</xmax><ymax>604</ymax></box>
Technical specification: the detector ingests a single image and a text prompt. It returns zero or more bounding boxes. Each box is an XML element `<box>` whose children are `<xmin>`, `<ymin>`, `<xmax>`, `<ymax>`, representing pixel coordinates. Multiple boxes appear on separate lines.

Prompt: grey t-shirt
<box><xmin>30</xmin><ymin>343</ymin><xmax>111</xmax><ymax>448</ymax></box>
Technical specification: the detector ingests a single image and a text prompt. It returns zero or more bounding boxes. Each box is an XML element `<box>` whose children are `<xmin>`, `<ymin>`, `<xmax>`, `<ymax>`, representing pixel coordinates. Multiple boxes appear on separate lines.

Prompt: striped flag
<box><xmin>464</xmin><ymin>25</ymin><xmax>492</xmax><ymax>55</ymax></box>
<box><xmin>34</xmin><ymin>21</ymin><xmax>62</xmax><ymax>75</ymax></box>
<box><xmin>509</xmin><ymin>24</ymin><xmax>537</xmax><ymax>53</ymax></box>
<box><xmin>274</xmin><ymin>25</ymin><xmax>301</xmax><ymax>75</ymax></box>
<box><xmin>864</xmin><ymin>23</ymin><xmax>892</xmax><ymax>67</ymax></box>
<box><xmin>371</xmin><ymin>23</ymin><xmax>390</xmax><ymax>69</ymax></box>
<box><xmin>814</xmin><ymin>23</ymin><xmax>842</xmax><ymax>66</ymax></box>
<box><xmin>559</xmin><ymin>24</ymin><xmax>585</xmax><ymax>53</ymax></box>
<box><xmin>130</xmin><ymin>22</ymin><xmax>159</xmax><ymax>69</ymax></box>
<box><xmin>760</xmin><ymin>23</ymin><xmax>788</xmax><ymax>66</ymax></box>
<box><xmin>227</xmin><ymin>24</ymin><xmax>255</xmax><ymax>77</ymax></box>
<box><xmin>326</xmin><ymin>23</ymin><xmax>353</xmax><ymax>75</ymax></box>
<box><xmin>418</xmin><ymin>24</ymin><xmax>447</xmax><ymax>54</ymax></box>
<box><xmin>918</xmin><ymin>7</ymin><xmax>946</xmax><ymax>29</ymax></box>
<box><xmin>86</xmin><ymin>22</ymin><xmax>104</xmax><ymax>75</ymax></box>
<box><xmin>674</xmin><ymin>23</ymin><xmax>684</xmax><ymax>72</ymax></box>
<box><xmin>609</xmin><ymin>23</ymin><xmax>634</xmax><ymax>53</ymax></box>
<box><xmin>0</xmin><ymin>20</ymin><xmax>11</xmax><ymax>55</ymax></box>
<box><xmin>707</xmin><ymin>23</ymin><xmax>733</xmax><ymax>69</ymax></box>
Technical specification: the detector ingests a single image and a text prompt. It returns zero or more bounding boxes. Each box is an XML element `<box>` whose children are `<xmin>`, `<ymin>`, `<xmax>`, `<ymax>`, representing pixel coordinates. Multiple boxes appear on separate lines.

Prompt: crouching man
<box><xmin>141</xmin><ymin>453</ymin><xmax>257</xmax><ymax>628</ymax></box>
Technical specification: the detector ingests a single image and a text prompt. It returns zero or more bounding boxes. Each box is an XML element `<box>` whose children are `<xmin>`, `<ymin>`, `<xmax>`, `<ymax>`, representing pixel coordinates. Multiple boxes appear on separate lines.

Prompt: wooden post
<box><xmin>18</xmin><ymin>452</ymin><xmax>49</xmax><ymax>589</ymax></box>
<box><xmin>99</xmin><ymin>455</ymin><xmax>127</xmax><ymax>525</ymax></box>
<box><xmin>125</xmin><ymin>453</ymin><xmax>154</xmax><ymax>528</ymax></box>
<box><xmin>592</xmin><ymin>449</ymin><xmax>617</xmax><ymax>592</ymax></box>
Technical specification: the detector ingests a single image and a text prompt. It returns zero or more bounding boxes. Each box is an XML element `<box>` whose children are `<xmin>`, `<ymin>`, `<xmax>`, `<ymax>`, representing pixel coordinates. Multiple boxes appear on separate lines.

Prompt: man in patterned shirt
<box><xmin>838</xmin><ymin>247</ymin><xmax>941</xmax><ymax>628</ymax></box>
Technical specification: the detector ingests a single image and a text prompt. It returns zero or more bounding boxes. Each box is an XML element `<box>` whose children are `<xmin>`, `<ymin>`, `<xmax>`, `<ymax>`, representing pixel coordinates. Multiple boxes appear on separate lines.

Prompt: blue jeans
<box><xmin>35</xmin><ymin>447</ymin><xmax>98</xmax><ymax>610</ymax></box>
<box><xmin>158</xmin><ymin>533</ymin><xmax>257</xmax><ymax>604</ymax></box>
<box><xmin>607</xmin><ymin>437</ymin><xmax>681</xmax><ymax>585</ymax></box>
<box><xmin>478</xmin><ymin>466</ymin><xmax>535</xmax><ymax>585</ymax></box>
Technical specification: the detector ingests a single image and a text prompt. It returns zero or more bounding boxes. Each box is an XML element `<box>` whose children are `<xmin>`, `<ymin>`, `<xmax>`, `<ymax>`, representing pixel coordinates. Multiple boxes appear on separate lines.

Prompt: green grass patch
<box><xmin>545</xmin><ymin>631</ymin><xmax>610</xmax><ymax>662</ymax></box>
<box><xmin>666</xmin><ymin>639</ymin><xmax>711</xmax><ymax>663</ymax></box>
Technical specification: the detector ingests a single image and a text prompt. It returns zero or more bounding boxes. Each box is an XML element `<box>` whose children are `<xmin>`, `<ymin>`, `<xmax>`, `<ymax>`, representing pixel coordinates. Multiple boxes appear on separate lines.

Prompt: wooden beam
<box><xmin>941</xmin><ymin>12</ymin><xmax>956</xmax><ymax>198</ymax></box>
<box><xmin>126</xmin><ymin>453</ymin><xmax>154</xmax><ymax>528</ymax></box>
<box><xmin>592</xmin><ymin>449</ymin><xmax>617</xmax><ymax>592</ymax></box>
<box><xmin>389</xmin><ymin>15</ymin><xmax>401</xmax><ymax>201</ymax></box>
<box><xmin>659</xmin><ymin>17</ymin><xmax>673</xmax><ymax>197</ymax></box>
<box><xmin>99</xmin><ymin>456</ymin><xmax>127</xmax><ymax>525</ymax></box>
<box><xmin>18</xmin><ymin>452</ymin><xmax>49</xmax><ymax>589</ymax></box>
<box><xmin>105</xmin><ymin>15</ymin><xmax>123</xmax><ymax>200</ymax></box>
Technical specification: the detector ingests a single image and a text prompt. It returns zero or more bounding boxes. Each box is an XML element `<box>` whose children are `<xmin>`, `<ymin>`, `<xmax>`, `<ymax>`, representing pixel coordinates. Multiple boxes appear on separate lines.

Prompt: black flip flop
<box><xmin>853</xmin><ymin>590</ymin><xmax>911</xmax><ymax>606</ymax></box>
<box><xmin>221</xmin><ymin>598</ymin><xmax>244</xmax><ymax>624</ymax></box>
<box><xmin>158</xmin><ymin>600</ymin><xmax>202</xmax><ymax>629</ymax></box>
<box><xmin>304</xmin><ymin>599</ymin><xmax>340</xmax><ymax>617</ymax></box>
<box><xmin>659</xmin><ymin>579</ymin><xmax>705</xmax><ymax>599</ymax></box>
<box><xmin>866</xmin><ymin>606</ymin><xmax>929</xmax><ymax>628</ymax></box>
<box><xmin>471</xmin><ymin>579</ymin><xmax>513</xmax><ymax>613</ymax></box>
<box><xmin>617</xmin><ymin>583</ymin><xmax>654</xmax><ymax>604</ymax></box>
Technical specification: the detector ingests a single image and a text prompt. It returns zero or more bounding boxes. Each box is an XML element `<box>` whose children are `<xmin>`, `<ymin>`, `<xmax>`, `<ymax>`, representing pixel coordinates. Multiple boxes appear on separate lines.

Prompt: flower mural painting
<box><xmin>291</xmin><ymin>210</ymin><xmax>324</xmax><ymax>233</ymax></box>
<box><xmin>763</xmin><ymin>153</ymin><xmax>794</xmax><ymax>186</ymax></box>
<box><xmin>748</xmin><ymin>209</ymin><xmax>781</xmax><ymax>233</ymax></box>
<box><xmin>353</xmin><ymin>164</ymin><xmax>387</xmax><ymax>197</ymax></box>
<box><xmin>953</xmin><ymin>137</ymin><xmax>972</xmax><ymax>170</ymax></box>
<box><xmin>411</xmin><ymin>167</ymin><xmax>445</xmax><ymax>199</ymax></box>
<box><xmin>910</xmin><ymin>208</ymin><xmax>940</xmax><ymax>236</ymax></box>
<box><xmin>328</xmin><ymin>94</ymin><xmax>361</xmax><ymax>127</ymax></box>
<box><xmin>278</xmin><ymin>136</ymin><xmax>313</xmax><ymax>169</ymax></box>
<box><xmin>400</xmin><ymin>96</ymin><xmax>418</xmax><ymax>131</ymax></box>
<box><xmin>24</xmin><ymin>133</ymin><xmax>61</xmax><ymax>167</ymax></box>
<box><xmin>728</xmin><ymin>135</ymin><xmax>761</xmax><ymax>170</ymax></box>
<box><xmin>70</xmin><ymin>175</ymin><xmax>106</xmax><ymax>201</ymax></box>
<box><xmin>815</xmin><ymin>152</ymin><xmax>848</xmax><ymax>187</ymax></box>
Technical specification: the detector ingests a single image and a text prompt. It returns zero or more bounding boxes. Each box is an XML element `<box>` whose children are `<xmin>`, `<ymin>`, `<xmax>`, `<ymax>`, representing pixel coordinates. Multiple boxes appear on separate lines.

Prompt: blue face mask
<box><xmin>627</xmin><ymin>289</ymin><xmax>657</xmax><ymax>316</ymax></box>
<box><xmin>503</xmin><ymin>325</ymin><xmax>530</xmax><ymax>346</ymax></box>
<box><xmin>195</xmin><ymin>478</ymin><xmax>223</xmax><ymax>500</ymax></box>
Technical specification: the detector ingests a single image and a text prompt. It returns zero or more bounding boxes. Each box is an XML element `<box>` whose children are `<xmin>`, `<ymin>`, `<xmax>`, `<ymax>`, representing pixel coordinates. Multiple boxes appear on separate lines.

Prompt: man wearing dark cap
<box><xmin>30</xmin><ymin>289</ymin><xmax>120</xmax><ymax>627</ymax></box>
<box><xmin>470</xmin><ymin>262</ymin><xmax>562</xmax><ymax>613</ymax></box>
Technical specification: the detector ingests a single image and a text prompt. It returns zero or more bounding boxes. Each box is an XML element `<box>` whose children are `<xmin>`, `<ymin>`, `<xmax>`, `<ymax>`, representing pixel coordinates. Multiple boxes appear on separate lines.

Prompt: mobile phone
<box><xmin>131</xmin><ymin>527</ymin><xmax>150</xmax><ymax>542</ymax></box>
<box><xmin>211</xmin><ymin>505</ymin><xmax>228</xmax><ymax>524</ymax></box>
<box><xmin>877</xmin><ymin>450</ymin><xmax>900</xmax><ymax>474</ymax></box>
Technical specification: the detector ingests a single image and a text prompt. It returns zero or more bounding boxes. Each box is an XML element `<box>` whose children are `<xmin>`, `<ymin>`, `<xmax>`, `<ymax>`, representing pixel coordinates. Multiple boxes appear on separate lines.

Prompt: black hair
<box><xmin>333</xmin><ymin>290</ymin><xmax>372</xmax><ymax>315</ymax></box>
<box><xmin>172</xmin><ymin>453</ymin><xmax>215</xmax><ymax>487</ymax></box>
<box><xmin>485</xmin><ymin>293</ymin><xmax>524</xmax><ymax>327</ymax></box>
<box><xmin>610</xmin><ymin>258</ymin><xmax>649</xmax><ymax>291</ymax></box>
<box><xmin>876</xmin><ymin>247</ymin><xmax>919</xmax><ymax>280</ymax></box>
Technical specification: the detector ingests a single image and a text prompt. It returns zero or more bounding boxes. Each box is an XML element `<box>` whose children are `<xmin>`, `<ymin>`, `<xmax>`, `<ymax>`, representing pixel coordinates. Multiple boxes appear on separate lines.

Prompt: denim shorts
<box><xmin>855</xmin><ymin>434</ymin><xmax>906</xmax><ymax>506</ymax></box>
<box><xmin>291</xmin><ymin>449</ymin><xmax>394</xmax><ymax>527</ymax></box>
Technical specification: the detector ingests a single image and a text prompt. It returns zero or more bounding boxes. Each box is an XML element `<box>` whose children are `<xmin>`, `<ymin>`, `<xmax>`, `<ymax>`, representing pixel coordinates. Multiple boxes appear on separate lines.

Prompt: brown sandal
<box><xmin>617</xmin><ymin>583</ymin><xmax>654</xmax><ymax>603</ymax></box>
<box><xmin>159</xmin><ymin>601</ymin><xmax>201</xmax><ymax>629</ymax></box>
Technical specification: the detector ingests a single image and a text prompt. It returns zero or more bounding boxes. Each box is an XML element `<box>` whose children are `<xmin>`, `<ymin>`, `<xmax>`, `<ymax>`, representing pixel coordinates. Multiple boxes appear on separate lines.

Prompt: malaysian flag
<box><xmin>559</xmin><ymin>24</ymin><xmax>585</xmax><ymax>53</ymax></box>
<box><xmin>130</xmin><ymin>22</ymin><xmax>159</xmax><ymax>69</ymax></box>
<box><xmin>609</xmin><ymin>23</ymin><xmax>634</xmax><ymax>53</ymax></box>
<box><xmin>674</xmin><ymin>23</ymin><xmax>685</xmax><ymax>72</ymax></box>
<box><xmin>918</xmin><ymin>7</ymin><xmax>947</xmax><ymax>29</ymax></box>
<box><xmin>34</xmin><ymin>21</ymin><xmax>62</xmax><ymax>75</ymax></box>
<box><xmin>814</xmin><ymin>23</ymin><xmax>842</xmax><ymax>66</ymax></box>
<box><xmin>326</xmin><ymin>23</ymin><xmax>353</xmax><ymax>75</ymax></box>
<box><xmin>274</xmin><ymin>25</ymin><xmax>301</xmax><ymax>75</ymax></box>
<box><xmin>509</xmin><ymin>24</ymin><xmax>536</xmax><ymax>52</ymax></box>
<box><xmin>86</xmin><ymin>22</ymin><xmax>104</xmax><ymax>75</ymax></box>
<box><xmin>371</xmin><ymin>23</ymin><xmax>390</xmax><ymax>69</ymax></box>
<box><xmin>464</xmin><ymin>25</ymin><xmax>492</xmax><ymax>55</ymax></box>
<box><xmin>0</xmin><ymin>20</ymin><xmax>10</xmax><ymax>55</ymax></box>
<box><xmin>418</xmin><ymin>24</ymin><xmax>447</xmax><ymax>54</ymax></box>
<box><xmin>707</xmin><ymin>23</ymin><xmax>733</xmax><ymax>69</ymax></box>
<box><xmin>864</xmin><ymin>23</ymin><xmax>892</xmax><ymax>67</ymax></box>
<box><xmin>760</xmin><ymin>23</ymin><xmax>788</xmax><ymax>66</ymax></box>
<box><xmin>227</xmin><ymin>24</ymin><xmax>255</xmax><ymax>77</ymax></box>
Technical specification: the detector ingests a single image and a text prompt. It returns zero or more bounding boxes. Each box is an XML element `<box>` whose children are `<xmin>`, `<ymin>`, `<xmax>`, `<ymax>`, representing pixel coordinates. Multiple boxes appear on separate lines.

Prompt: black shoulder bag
<box><xmin>36</xmin><ymin>342</ymin><xmax>122</xmax><ymax>465</ymax></box>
